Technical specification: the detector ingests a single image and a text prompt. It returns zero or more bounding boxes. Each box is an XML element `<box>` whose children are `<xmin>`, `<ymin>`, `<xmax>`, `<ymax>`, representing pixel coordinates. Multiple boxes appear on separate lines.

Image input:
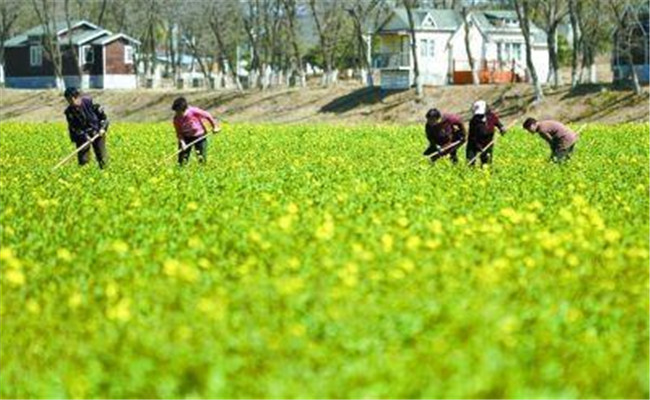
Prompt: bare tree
<box><xmin>31</xmin><ymin>0</ymin><xmax>64</xmax><ymax>89</ymax></box>
<box><xmin>95</xmin><ymin>0</ymin><xmax>108</xmax><ymax>26</ymax></box>
<box><xmin>64</xmin><ymin>0</ymin><xmax>82</xmax><ymax>86</ymax></box>
<box><xmin>0</xmin><ymin>0</ymin><xmax>22</xmax><ymax>81</ymax></box>
<box><xmin>611</xmin><ymin>0</ymin><xmax>643</xmax><ymax>94</ymax></box>
<box><xmin>180</xmin><ymin>2</ymin><xmax>216</xmax><ymax>85</ymax></box>
<box><xmin>461</xmin><ymin>6</ymin><xmax>479</xmax><ymax>85</ymax></box>
<box><xmin>241</xmin><ymin>0</ymin><xmax>263</xmax><ymax>88</ymax></box>
<box><xmin>514</xmin><ymin>0</ymin><xmax>544</xmax><ymax>101</ymax></box>
<box><xmin>280</xmin><ymin>0</ymin><xmax>306</xmax><ymax>87</ymax></box>
<box><xmin>346</xmin><ymin>0</ymin><xmax>390</xmax><ymax>87</ymax></box>
<box><xmin>403</xmin><ymin>0</ymin><xmax>422</xmax><ymax>97</ymax></box>
<box><xmin>538</xmin><ymin>0</ymin><xmax>568</xmax><ymax>88</ymax></box>
<box><xmin>309</xmin><ymin>0</ymin><xmax>346</xmax><ymax>86</ymax></box>
<box><xmin>208</xmin><ymin>0</ymin><xmax>243</xmax><ymax>91</ymax></box>
<box><xmin>567</xmin><ymin>0</ymin><xmax>581</xmax><ymax>88</ymax></box>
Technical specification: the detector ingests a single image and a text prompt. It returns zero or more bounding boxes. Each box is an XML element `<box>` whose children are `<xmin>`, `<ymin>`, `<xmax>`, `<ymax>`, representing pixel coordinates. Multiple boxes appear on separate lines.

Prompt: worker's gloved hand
<box><xmin>213</xmin><ymin>126</ymin><xmax>221</xmax><ymax>134</ymax></box>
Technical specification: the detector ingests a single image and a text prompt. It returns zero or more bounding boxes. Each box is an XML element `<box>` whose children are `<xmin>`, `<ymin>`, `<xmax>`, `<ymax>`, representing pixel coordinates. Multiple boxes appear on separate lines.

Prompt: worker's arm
<box><xmin>91</xmin><ymin>101</ymin><xmax>109</xmax><ymax>134</ymax></box>
<box><xmin>194</xmin><ymin>107</ymin><xmax>218</xmax><ymax>132</ymax></box>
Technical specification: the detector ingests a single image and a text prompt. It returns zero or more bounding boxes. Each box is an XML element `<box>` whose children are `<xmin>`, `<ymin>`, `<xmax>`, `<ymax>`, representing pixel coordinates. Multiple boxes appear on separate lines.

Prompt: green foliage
<box><xmin>0</xmin><ymin>122</ymin><xmax>648</xmax><ymax>398</ymax></box>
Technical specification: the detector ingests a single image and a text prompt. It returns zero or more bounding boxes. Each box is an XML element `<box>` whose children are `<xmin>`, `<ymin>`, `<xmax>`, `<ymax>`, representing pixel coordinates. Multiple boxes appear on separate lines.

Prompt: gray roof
<box><xmin>65</xmin><ymin>29</ymin><xmax>109</xmax><ymax>45</ymax></box>
<box><xmin>379</xmin><ymin>8</ymin><xmax>463</xmax><ymax>32</ymax></box>
<box><xmin>472</xmin><ymin>10</ymin><xmax>547</xmax><ymax>44</ymax></box>
<box><xmin>91</xmin><ymin>33</ymin><xmax>141</xmax><ymax>46</ymax></box>
<box><xmin>2</xmin><ymin>20</ymin><xmax>130</xmax><ymax>48</ymax></box>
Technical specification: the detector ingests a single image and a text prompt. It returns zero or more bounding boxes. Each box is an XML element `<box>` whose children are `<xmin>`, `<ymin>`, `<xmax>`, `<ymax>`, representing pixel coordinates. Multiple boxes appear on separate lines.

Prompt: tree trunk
<box><xmin>626</xmin><ymin>32</ymin><xmax>642</xmax><ymax>94</ymax></box>
<box><xmin>568</xmin><ymin>0</ymin><xmax>580</xmax><ymax>89</ymax></box>
<box><xmin>64</xmin><ymin>0</ymin><xmax>83</xmax><ymax>88</ymax></box>
<box><xmin>462</xmin><ymin>8</ymin><xmax>478</xmax><ymax>85</ymax></box>
<box><xmin>546</xmin><ymin>24</ymin><xmax>561</xmax><ymax>87</ymax></box>
<box><xmin>404</xmin><ymin>1</ymin><xmax>422</xmax><ymax>97</ymax></box>
<box><xmin>282</xmin><ymin>0</ymin><xmax>306</xmax><ymax>87</ymax></box>
<box><xmin>515</xmin><ymin>0</ymin><xmax>543</xmax><ymax>101</ymax></box>
<box><xmin>96</xmin><ymin>0</ymin><xmax>107</xmax><ymax>26</ymax></box>
<box><xmin>32</xmin><ymin>0</ymin><xmax>64</xmax><ymax>89</ymax></box>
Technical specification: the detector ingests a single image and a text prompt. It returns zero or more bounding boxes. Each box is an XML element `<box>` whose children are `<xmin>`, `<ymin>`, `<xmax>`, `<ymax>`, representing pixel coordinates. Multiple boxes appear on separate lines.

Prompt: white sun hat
<box><xmin>472</xmin><ymin>100</ymin><xmax>486</xmax><ymax>115</ymax></box>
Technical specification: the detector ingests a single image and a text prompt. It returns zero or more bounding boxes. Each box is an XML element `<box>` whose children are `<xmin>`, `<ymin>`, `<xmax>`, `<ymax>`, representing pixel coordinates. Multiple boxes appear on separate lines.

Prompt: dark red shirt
<box><xmin>425</xmin><ymin>113</ymin><xmax>465</xmax><ymax>145</ymax></box>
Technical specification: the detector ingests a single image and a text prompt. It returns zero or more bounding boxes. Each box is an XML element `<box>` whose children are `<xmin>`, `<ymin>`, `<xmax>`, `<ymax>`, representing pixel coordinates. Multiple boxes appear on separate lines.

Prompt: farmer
<box><xmin>423</xmin><ymin>108</ymin><xmax>466</xmax><ymax>164</ymax></box>
<box><xmin>466</xmin><ymin>100</ymin><xmax>506</xmax><ymax>167</ymax></box>
<box><xmin>63</xmin><ymin>87</ymin><xmax>109</xmax><ymax>169</ymax></box>
<box><xmin>523</xmin><ymin>117</ymin><xmax>579</xmax><ymax>163</ymax></box>
<box><xmin>172</xmin><ymin>97</ymin><xmax>220</xmax><ymax>166</ymax></box>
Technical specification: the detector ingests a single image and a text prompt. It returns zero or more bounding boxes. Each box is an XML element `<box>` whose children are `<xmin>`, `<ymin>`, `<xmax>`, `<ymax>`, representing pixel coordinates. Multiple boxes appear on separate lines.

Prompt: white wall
<box><xmin>531</xmin><ymin>45</ymin><xmax>549</xmax><ymax>84</ymax></box>
<box><xmin>415</xmin><ymin>31</ymin><xmax>454</xmax><ymax>85</ymax></box>
<box><xmin>104</xmin><ymin>74</ymin><xmax>137</xmax><ymax>89</ymax></box>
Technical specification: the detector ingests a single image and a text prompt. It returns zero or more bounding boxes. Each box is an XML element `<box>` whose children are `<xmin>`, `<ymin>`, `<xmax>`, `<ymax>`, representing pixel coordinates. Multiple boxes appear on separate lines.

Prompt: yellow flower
<box><xmin>6</xmin><ymin>269</ymin><xmax>25</xmax><ymax>287</ymax></box>
<box><xmin>400</xmin><ymin>259</ymin><xmax>415</xmax><ymax>273</ymax></box>
<box><xmin>187</xmin><ymin>202</ymin><xmax>199</xmax><ymax>211</ymax></box>
<box><xmin>315</xmin><ymin>214</ymin><xmax>335</xmax><ymax>240</ymax></box>
<box><xmin>197</xmin><ymin>297</ymin><xmax>227</xmax><ymax>320</ymax></box>
<box><xmin>26</xmin><ymin>299</ymin><xmax>41</xmax><ymax>314</ymax></box>
<box><xmin>604</xmin><ymin>229</ymin><xmax>621</xmax><ymax>243</ymax></box>
<box><xmin>381</xmin><ymin>234</ymin><xmax>394</xmax><ymax>252</ymax></box>
<box><xmin>500</xmin><ymin>207</ymin><xmax>522</xmax><ymax>224</ymax></box>
<box><xmin>276</xmin><ymin>276</ymin><xmax>305</xmax><ymax>296</ymax></box>
<box><xmin>289</xmin><ymin>323</ymin><xmax>306</xmax><ymax>337</ymax></box>
<box><xmin>406</xmin><ymin>236</ymin><xmax>422</xmax><ymax>251</ymax></box>
<box><xmin>188</xmin><ymin>236</ymin><xmax>204</xmax><ymax>249</ymax></box>
<box><xmin>277</xmin><ymin>215</ymin><xmax>293</xmax><ymax>231</ymax></box>
<box><xmin>428</xmin><ymin>220</ymin><xmax>443</xmax><ymax>234</ymax></box>
<box><xmin>107</xmin><ymin>298</ymin><xmax>131</xmax><ymax>322</ymax></box>
<box><xmin>338</xmin><ymin>262</ymin><xmax>359</xmax><ymax>287</ymax></box>
<box><xmin>105</xmin><ymin>282</ymin><xmax>119</xmax><ymax>299</ymax></box>
<box><xmin>68</xmin><ymin>292</ymin><xmax>82</xmax><ymax>309</ymax></box>
<box><xmin>287</xmin><ymin>203</ymin><xmax>298</xmax><ymax>214</ymax></box>
<box><xmin>0</xmin><ymin>247</ymin><xmax>15</xmax><ymax>261</ymax></box>
<box><xmin>111</xmin><ymin>240</ymin><xmax>129</xmax><ymax>255</ymax></box>
<box><xmin>57</xmin><ymin>248</ymin><xmax>73</xmax><ymax>261</ymax></box>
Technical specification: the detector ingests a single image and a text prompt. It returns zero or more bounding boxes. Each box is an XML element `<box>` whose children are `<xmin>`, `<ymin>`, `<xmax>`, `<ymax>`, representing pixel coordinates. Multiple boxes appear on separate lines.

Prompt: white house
<box><xmin>374</xmin><ymin>9</ymin><xmax>462</xmax><ymax>88</ymax></box>
<box><xmin>374</xmin><ymin>8</ymin><xmax>549</xmax><ymax>89</ymax></box>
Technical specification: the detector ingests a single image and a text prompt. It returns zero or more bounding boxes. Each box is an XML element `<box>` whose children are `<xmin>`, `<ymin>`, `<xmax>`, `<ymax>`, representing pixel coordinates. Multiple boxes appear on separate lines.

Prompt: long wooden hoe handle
<box><xmin>53</xmin><ymin>132</ymin><xmax>104</xmax><ymax>171</ymax></box>
<box><xmin>426</xmin><ymin>139</ymin><xmax>463</xmax><ymax>159</ymax></box>
<box><xmin>467</xmin><ymin>118</ymin><xmax>520</xmax><ymax>165</ymax></box>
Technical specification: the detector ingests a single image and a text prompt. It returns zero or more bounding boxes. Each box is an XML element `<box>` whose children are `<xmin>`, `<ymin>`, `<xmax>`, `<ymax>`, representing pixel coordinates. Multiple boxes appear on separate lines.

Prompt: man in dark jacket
<box><xmin>466</xmin><ymin>100</ymin><xmax>506</xmax><ymax>167</ymax></box>
<box><xmin>64</xmin><ymin>87</ymin><xmax>109</xmax><ymax>168</ymax></box>
<box><xmin>423</xmin><ymin>108</ymin><xmax>466</xmax><ymax>163</ymax></box>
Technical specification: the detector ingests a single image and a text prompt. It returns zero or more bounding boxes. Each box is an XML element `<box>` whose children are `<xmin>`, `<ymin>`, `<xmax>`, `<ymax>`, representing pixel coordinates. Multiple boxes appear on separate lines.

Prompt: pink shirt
<box><xmin>173</xmin><ymin>106</ymin><xmax>216</xmax><ymax>139</ymax></box>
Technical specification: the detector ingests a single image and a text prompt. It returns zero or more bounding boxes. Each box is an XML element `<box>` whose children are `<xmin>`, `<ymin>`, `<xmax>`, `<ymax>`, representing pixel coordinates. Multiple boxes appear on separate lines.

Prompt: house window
<box><xmin>420</xmin><ymin>39</ymin><xmax>428</xmax><ymax>57</ymax></box>
<box><xmin>30</xmin><ymin>45</ymin><xmax>43</xmax><ymax>67</ymax></box>
<box><xmin>419</xmin><ymin>39</ymin><xmax>435</xmax><ymax>58</ymax></box>
<box><xmin>513</xmin><ymin>43</ymin><xmax>522</xmax><ymax>61</ymax></box>
<box><xmin>82</xmin><ymin>45</ymin><xmax>94</xmax><ymax>64</ymax></box>
<box><xmin>124</xmin><ymin>45</ymin><xmax>134</xmax><ymax>64</ymax></box>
